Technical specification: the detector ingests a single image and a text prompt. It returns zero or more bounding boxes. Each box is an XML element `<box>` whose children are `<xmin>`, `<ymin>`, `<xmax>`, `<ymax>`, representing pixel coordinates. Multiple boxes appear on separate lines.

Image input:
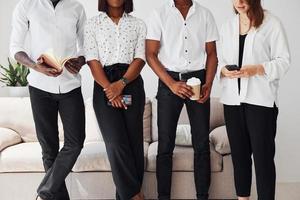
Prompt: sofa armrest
<box><xmin>0</xmin><ymin>128</ymin><xmax>22</xmax><ymax>152</ymax></box>
<box><xmin>209</xmin><ymin>126</ymin><xmax>231</xmax><ymax>155</ymax></box>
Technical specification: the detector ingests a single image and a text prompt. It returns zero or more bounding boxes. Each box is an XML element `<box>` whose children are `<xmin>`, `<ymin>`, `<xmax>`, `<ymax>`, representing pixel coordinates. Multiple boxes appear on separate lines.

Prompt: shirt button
<box><xmin>184</xmin><ymin>23</ymin><xmax>187</xmax><ymax>26</ymax></box>
<box><xmin>185</xmin><ymin>50</ymin><xmax>188</xmax><ymax>53</ymax></box>
<box><xmin>185</xmin><ymin>37</ymin><xmax>187</xmax><ymax>39</ymax></box>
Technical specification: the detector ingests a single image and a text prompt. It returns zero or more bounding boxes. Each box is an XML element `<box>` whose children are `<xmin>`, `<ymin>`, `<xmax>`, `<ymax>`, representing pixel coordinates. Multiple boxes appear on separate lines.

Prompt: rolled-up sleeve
<box><xmin>9</xmin><ymin>0</ymin><xmax>29</xmax><ymax>58</ymax></box>
<box><xmin>134</xmin><ymin>20</ymin><xmax>147</xmax><ymax>61</ymax></box>
<box><xmin>145</xmin><ymin>11</ymin><xmax>162</xmax><ymax>41</ymax></box>
<box><xmin>84</xmin><ymin>18</ymin><xmax>99</xmax><ymax>62</ymax></box>
<box><xmin>262</xmin><ymin>20</ymin><xmax>291</xmax><ymax>82</ymax></box>
<box><xmin>76</xmin><ymin>5</ymin><xmax>87</xmax><ymax>57</ymax></box>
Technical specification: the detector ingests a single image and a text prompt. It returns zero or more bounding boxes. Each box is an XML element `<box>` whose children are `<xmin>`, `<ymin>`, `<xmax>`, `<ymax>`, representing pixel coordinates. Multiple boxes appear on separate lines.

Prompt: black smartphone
<box><xmin>226</xmin><ymin>65</ymin><xmax>240</xmax><ymax>71</ymax></box>
<box><xmin>107</xmin><ymin>95</ymin><xmax>132</xmax><ymax>106</ymax></box>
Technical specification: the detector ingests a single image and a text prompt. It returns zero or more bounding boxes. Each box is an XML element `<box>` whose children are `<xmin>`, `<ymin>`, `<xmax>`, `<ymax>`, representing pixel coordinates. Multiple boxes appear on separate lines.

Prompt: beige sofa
<box><xmin>0</xmin><ymin>97</ymin><xmax>236</xmax><ymax>200</ymax></box>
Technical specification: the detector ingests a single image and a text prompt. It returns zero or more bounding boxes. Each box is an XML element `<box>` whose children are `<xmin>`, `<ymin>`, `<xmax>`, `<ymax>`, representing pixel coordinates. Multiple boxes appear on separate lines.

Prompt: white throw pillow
<box><xmin>175</xmin><ymin>125</ymin><xmax>192</xmax><ymax>146</ymax></box>
<box><xmin>0</xmin><ymin>128</ymin><xmax>22</xmax><ymax>151</ymax></box>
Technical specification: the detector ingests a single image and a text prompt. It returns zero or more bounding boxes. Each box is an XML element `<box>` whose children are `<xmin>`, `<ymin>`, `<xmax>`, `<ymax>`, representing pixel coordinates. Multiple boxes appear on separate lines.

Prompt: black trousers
<box><xmin>156</xmin><ymin>73</ymin><xmax>211</xmax><ymax>200</ymax></box>
<box><xmin>29</xmin><ymin>86</ymin><xmax>85</xmax><ymax>200</ymax></box>
<box><xmin>224</xmin><ymin>103</ymin><xmax>278</xmax><ymax>200</ymax></box>
<box><xmin>93</xmin><ymin>63</ymin><xmax>146</xmax><ymax>200</ymax></box>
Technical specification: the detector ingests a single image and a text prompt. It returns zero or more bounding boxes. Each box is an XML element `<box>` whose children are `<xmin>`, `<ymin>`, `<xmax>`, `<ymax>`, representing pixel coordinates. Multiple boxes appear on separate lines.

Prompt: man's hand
<box><xmin>110</xmin><ymin>95</ymin><xmax>128</xmax><ymax>110</ymax></box>
<box><xmin>169</xmin><ymin>81</ymin><xmax>194</xmax><ymax>99</ymax></box>
<box><xmin>104</xmin><ymin>80</ymin><xmax>125</xmax><ymax>101</ymax></box>
<box><xmin>197</xmin><ymin>83</ymin><xmax>212</xmax><ymax>104</ymax></box>
<box><xmin>34</xmin><ymin>63</ymin><xmax>62</xmax><ymax>77</ymax></box>
<box><xmin>65</xmin><ymin>57</ymin><xmax>85</xmax><ymax>74</ymax></box>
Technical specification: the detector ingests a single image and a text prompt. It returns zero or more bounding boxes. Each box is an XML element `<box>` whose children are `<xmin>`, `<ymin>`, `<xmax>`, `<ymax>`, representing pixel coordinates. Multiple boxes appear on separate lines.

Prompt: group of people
<box><xmin>9</xmin><ymin>0</ymin><xmax>290</xmax><ymax>200</ymax></box>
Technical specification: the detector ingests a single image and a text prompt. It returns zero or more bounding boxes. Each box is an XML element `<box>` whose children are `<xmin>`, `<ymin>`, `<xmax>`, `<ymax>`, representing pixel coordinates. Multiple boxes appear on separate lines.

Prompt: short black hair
<box><xmin>98</xmin><ymin>0</ymin><xmax>134</xmax><ymax>13</ymax></box>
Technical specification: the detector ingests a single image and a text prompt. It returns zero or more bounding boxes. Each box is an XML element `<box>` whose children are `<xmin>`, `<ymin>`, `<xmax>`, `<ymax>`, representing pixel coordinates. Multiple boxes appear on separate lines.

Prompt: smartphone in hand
<box><xmin>107</xmin><ymin>95</ymin><xmax>132</xmax><ymax>106</ymax></box>
<box><xmin>226</xmin><ymin>65</ymin><xmax>240</xmax><ymax>71</ymax></box>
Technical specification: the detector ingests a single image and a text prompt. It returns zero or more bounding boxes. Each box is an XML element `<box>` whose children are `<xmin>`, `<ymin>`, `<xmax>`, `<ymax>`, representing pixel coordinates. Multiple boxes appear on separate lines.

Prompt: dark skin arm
<box><xmin>146</xmin><ymin>40</ymin><xmax>194</xmax><ymax>99</ymax></box>
<box><xmin>198</xmin><ymin>41</ymin><xmax>218</xmax><ymax>103</ymax></box>
<box><xmin>64</xmin><ymin>56</ymin><xmax>86</xmax><ymax>74</ymax></box>
<box><xmin>15</xmin><ymin>51</ymin><xmax>61</xmax><ymax>77</ymax></box>
<box><xmin>87</xmin><ymin>59</ymin><xmax>145</xmax><ymax>109</ymax></box>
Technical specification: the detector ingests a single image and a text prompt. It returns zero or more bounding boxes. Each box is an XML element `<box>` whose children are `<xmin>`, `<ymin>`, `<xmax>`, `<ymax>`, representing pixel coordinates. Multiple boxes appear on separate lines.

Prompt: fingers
<box><xmin>65</xmin><ymin>62</ymin><xmax>79</xmax><ymax>74</ymax></box>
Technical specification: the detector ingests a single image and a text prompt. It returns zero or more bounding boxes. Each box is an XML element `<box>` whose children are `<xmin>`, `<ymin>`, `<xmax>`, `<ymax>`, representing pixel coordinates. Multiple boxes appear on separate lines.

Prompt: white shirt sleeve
<box><xmin>216</xmin><ymin>25</ymin><xmax>227</xmax><ymax>81</ymax></box>
<box><xmin>262</xmin><ymin>20</ymin><xmax>291</xmax><ymax>82</ymax></box>
<box><xmin>205</xmin><ymin>10</ymin><xmax>219</xmax><ymax>43</ymax></box>
<box><xmin>9</xmin><ymin>0</ymin><xmax>29</xmax><ymax>58</ymax></box>
<box><xmin>84</xmin><ymin>18</ymin><xmax>100</xmax><ymax>62</ymax></box>
<box><xmin>146</xmin><ymin>11</ymin><xmax>162</xmax><ymax>41</ymax></box>
<box><xmin>76</xmin><ymin>6</ymin><xmax>87</xmax><ymax>57</ymax></box>
<box><xmin>134</xmin><ymin>20</ymin><xmax>147</xmax><ymax>61</ymax></box>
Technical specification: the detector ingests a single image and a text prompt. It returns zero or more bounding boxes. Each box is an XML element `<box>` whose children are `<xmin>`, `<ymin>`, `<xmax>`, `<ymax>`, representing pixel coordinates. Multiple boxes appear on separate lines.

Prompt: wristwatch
<box><xmin>120</xmin><ymin>77</ymin><xmax>129</xmax><ymax>86</ymax></box>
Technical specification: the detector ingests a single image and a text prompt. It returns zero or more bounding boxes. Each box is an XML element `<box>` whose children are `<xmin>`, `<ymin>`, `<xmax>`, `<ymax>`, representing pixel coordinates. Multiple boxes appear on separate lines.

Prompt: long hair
<box><xmin>98</xmin><ymin>0</ymin><xmax>134</xmax><ymax>14</ymax></box>
<box><xmin>235</xmin><ymin>0</ymin><xmax>265</xmax><ymax>28</ymax></box>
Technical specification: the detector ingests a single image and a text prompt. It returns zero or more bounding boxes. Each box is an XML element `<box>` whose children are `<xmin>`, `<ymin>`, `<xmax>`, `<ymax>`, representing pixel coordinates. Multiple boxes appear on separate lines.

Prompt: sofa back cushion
<box><xmin>0</xmin><ymin>97</ymin><xmax>152</xmax><ymax>143</ymax></box>
<box><xmin>151</xmin><ymin>97</ymin><xmax>225</xmax><ymax>142</ymax></box>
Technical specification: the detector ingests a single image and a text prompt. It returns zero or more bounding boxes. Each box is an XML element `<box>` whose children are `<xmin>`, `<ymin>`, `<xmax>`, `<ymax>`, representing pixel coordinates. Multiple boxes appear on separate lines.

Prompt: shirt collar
<box><xmin>103</xmin><ymin>11</ymin><xmax>129</xmax><ymax>19</ymax></box>
<box><xmin>169</xmin><ymin>0</ymin><xmax>195</xmax><ymax>7</ymax></box>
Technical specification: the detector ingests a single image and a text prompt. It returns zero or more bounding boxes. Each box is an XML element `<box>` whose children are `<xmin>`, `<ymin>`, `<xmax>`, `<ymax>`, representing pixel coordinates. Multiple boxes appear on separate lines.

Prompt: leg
<box><xmin>29</xmin><ymin>86</ymin><xmax>69</xmax><ymax>200</ymax></box>
<box><xmin>123</xmin><ymin>77</ymin><xmax>146</xmax><ymax>187</ymax></box>
<box><xmin>224</xmin><ymin>105</ymin><xmax>252</xmax><ymax>198</ymax></box>
<box><xmin>185</xmin><ymin>99</ymin><xmax>211</xmax><ymax>200</ymax></box>
<box><xmin>245</xmin><ymin>104</ymin><xmax>278</xmax><ymax>200</ymax></box>
<box><xmin>156</xmin><ymin>81</ymin><xmax>184</xmax><ymax>200</ymax></box>
<box><xmin>93</xmin><ymin>82</ymin><xmax>140</xmax><ymax>200</ymax></box>
<box><xmin>37</xmin><ymin>88</ymin><xmax>86</xmax><ymax>200</ymax></box>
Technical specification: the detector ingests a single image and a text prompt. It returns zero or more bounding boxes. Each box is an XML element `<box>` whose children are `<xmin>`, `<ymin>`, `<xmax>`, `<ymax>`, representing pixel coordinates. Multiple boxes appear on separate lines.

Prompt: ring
<box><xmin>121</xmin><ymin>99</ymin><xmax>125</xmax><ymax>103</ymax></box>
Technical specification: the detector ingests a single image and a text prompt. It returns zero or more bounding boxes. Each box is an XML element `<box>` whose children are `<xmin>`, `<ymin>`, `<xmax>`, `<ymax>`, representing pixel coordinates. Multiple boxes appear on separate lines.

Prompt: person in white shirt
<box><xmin>84</xmin><ymin>0</ymin><xmax>146</xmax><ymax>199</ymax></box>
<box><xmin>146</xmin><ymin>0</ymin><xmax>219</xmax><ymax>199</ymax></box>
<box><xmin>9</xmin><ymin>0</ymin><xmax>87</xmax><ymax>199</ymax></box>
<box><xmin>217</xmin><ymin>0</ymin><xmax>290</xmax><ymax>199</ymax></box>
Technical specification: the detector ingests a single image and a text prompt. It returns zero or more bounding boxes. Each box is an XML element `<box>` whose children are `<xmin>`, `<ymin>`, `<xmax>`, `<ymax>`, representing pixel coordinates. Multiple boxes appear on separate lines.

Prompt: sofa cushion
<box><xmin>151</xmin><ymin>97</ymin><xmax>225</xmax><ymax>142</ymax></box>
<box><xmin>0</xmin><ymin>142</ymin><xmax>44</xmax><ymax>172</ymax></box>
<box><xmin>175</xmin><ymin>125</ymin><xmax>192</xmax><ymax>146</ymax></box>
<box><xmin>0</xmin><ymin>128</ymin><xmax>22</xmax><ymax>151</ymax></box>
<box><xmin>146</xmin><ymin>141</ymin><xmax>223</xmax><ymax>172</ymax></box>
<box><xmin>0</xmin><ymin>141</ymin><xmax>149</xmax><ymax>173</ymax></box>
<box><xmin>72</xmin><ymin>141</ymin><xmax>149</xmax><ymax>172</ymax></box>
<box><xmin>0</xmin><ymin>98</ymin><xmax>64</xmax><ymax>142</ymax></box>
<box><xmin>209</xmin><ymin>126</ymin><xmax>231</xmax><ymax>155</ymax></box>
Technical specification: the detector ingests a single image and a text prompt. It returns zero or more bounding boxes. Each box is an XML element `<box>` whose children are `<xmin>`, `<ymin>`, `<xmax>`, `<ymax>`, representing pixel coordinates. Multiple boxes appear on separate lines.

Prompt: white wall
<box><xmin>0</xmin><ymin>0</ymin><xmax>299</xmax><ymax>183</ymax></box>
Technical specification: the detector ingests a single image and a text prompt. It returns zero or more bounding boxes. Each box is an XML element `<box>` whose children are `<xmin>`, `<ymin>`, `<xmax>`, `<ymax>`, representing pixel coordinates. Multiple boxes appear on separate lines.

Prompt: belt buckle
<box><xmin>179</xmin><ymin>72</ymin><xmax>182</xmax><ymax>81</ymax></box>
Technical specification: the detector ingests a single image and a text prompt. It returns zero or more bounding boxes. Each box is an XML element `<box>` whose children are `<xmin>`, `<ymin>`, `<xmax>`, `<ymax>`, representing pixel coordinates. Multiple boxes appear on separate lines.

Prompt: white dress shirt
<box><xmin>84</xmin><ymin>12</ymin><xmax>146</xmax><ymax>66</ymax></box>
<box><xmin>10</xmin><ymin>0</ymin><xmax>86</xmax><ymax>94</ymax></box>
<box><xmin>217</xmin><ymin>12</ymin><xmax>291</xmax><ymax>108</ymax></box>
<box><xmin>146</xmin><ymin>0</ymin><xmax>219</xmax><ymax>73</ymax></box>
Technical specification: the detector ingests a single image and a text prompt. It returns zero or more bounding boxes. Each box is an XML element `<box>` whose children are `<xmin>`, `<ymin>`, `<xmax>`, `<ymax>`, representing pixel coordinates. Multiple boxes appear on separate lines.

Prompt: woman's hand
<box><xmin>110</xmin><ymin>95</ymin><xmax>128</xmax><ymax>110</ymax></box>
<box><xmin>238</xmin><ymin>65</ymin><xmax>265</xmax><ymax>77</ymax></box>
<box><xmin>221</xmin><ymin>66</ymin><xmax>241</xmax><ymax>78</ymax></box>
<box><xmin>104</xmin><ymin>80</ymin><xmax>125</xmax><ymax>101</ymax></box>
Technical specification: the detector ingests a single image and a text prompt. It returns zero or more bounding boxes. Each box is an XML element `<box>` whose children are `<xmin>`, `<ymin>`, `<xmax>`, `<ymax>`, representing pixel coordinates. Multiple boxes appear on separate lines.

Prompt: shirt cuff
<box><xmin>9</xmin><ymin>47</ymin><xmax>27</xmax><ymax>59</ymax></box>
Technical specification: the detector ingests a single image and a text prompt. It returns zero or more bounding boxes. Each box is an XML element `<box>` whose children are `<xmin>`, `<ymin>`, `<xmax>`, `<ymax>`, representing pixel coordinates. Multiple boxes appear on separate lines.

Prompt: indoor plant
<box><xmin>0</xmin><ymin>58</ymin><xmax>30</xmax><ymax>97</ymax></box>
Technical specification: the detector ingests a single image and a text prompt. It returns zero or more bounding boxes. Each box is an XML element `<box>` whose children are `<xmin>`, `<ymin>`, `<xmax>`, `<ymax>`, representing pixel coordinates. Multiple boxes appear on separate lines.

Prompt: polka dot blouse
<box><xmin>84</xmin><ymin>12</ymin><xmax>146</xmax><ymax>66</ymax></box>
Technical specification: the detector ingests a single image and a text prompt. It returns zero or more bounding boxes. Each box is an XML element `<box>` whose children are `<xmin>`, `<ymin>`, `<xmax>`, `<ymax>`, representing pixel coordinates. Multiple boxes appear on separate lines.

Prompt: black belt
<box><xmin>167</xmin><ymin>69</ymin><xmax>205</xmax><ymax>82</ymax></box>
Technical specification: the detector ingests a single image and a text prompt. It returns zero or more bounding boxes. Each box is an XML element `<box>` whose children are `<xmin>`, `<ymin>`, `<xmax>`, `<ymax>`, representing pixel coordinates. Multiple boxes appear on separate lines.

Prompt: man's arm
<box><xmin>10</xmin><ymin>1</ymin><xmax>59</xmax><ymax>76</ymax></box>
<box><xmin>146</xmin><ymin>39</ymin><xmax>193</xmax><ymax>99</ymax></box>
<box><xmin>64</xmin><ymin>5</ymin><xmax>87</xmax><ymax>74</ymax></box>
<box><xmin>198</xmin><ymin>41</ymin><xmax>218</xmax><ymax>103</ymax></box>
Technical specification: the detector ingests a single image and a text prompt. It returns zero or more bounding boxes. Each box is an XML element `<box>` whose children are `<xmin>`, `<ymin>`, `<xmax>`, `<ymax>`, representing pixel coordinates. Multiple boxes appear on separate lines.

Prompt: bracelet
<box><xmin>120</xmin><ymin>77</ymin><xmax>129</xmax><ymax>86</ymax></box>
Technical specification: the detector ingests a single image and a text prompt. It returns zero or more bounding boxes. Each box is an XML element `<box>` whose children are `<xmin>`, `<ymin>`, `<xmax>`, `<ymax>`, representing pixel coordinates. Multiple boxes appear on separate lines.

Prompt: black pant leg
<box><xmin>93</xmin><ymin>81</ymin><xmax>140</xmax><ymax>200</ymax></box>
<box><xmin>245</xmin><ymin>104</ymin><xmax>278</xmax><ymax>200</ymax></box>
<box><xmin>185</xmin><ymin>99</ymin><xmax>211</xmax><ymax>200</ymax></box>
<box><xmin>224</xmin><ymin>105</ymin><xmax>252</xmax><ymax>197</ymax></box>
<box><xmin>36</xmin><ymin>88</ymin><xmax>85</xmax><ymax>200</ymax></box>
<box><xmin>122</xmin><ymin>76</ymin><xmax>146</xmax><ymax>187</ymax></box>
<box><xmin>156</xmin><ymin>81</ymin><xmax>184</xmax><ymax>200</ymax></box>
<box><xmin>29</xmin><ymin>86</ymin><xmax>70</xmax><ymax>200</ymax></box>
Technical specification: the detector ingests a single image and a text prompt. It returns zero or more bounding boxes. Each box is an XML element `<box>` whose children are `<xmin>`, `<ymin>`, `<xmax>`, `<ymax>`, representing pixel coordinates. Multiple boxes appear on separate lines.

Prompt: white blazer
<box><xmin>216</xmin><ymin>12</ymin><xmax>290</xmax><ymax>108</ymax></box>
